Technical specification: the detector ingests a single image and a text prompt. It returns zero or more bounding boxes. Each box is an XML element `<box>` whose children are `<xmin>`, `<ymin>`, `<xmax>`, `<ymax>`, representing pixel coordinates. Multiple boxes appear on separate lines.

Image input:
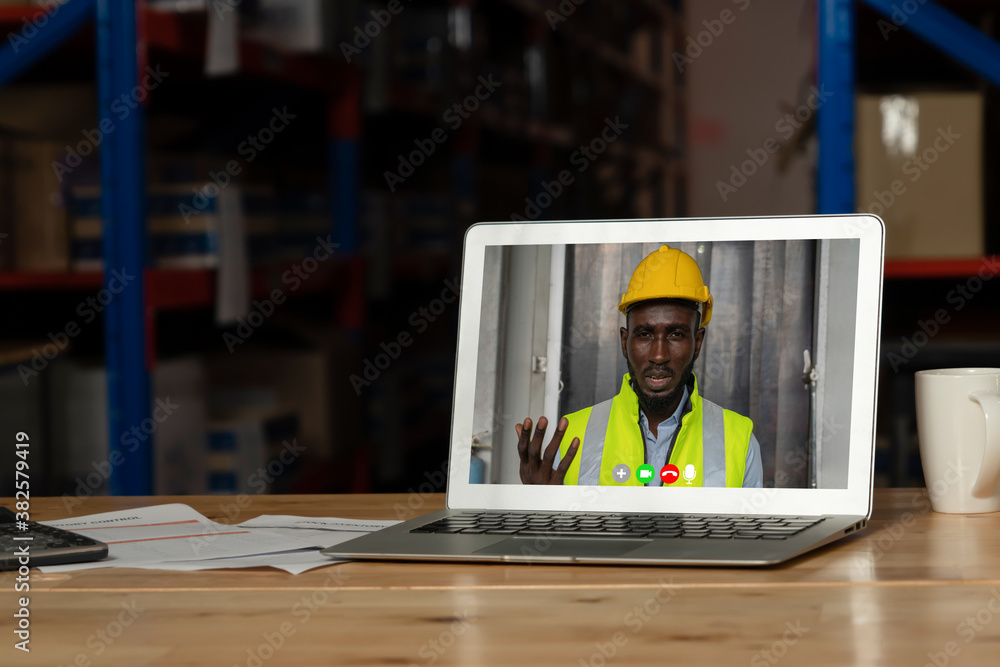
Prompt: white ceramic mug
<box><xmin>915</xmin><ymin>368</ymin><xmax>1000</xmax><ymax>513</ymax></box>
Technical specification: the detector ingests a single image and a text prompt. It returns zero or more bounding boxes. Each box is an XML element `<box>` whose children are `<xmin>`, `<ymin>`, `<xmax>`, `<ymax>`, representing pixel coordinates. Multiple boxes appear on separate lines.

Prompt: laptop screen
<box><xmin>449</xmin><ymin>217</ymin><xmax>883</xmax><ymax>515</ymax></box>
<box><xmin>470</xmin><ymin>238</ymin><xmax>860</xmax><ymax>490</ymax></box>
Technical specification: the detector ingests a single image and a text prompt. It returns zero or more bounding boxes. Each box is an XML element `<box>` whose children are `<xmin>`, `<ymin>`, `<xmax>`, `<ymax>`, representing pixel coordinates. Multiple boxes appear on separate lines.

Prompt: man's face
<box><xmin>620</xmin><ymin>300</ymin><xmax>705</xmax><ymax>418</ymax></box>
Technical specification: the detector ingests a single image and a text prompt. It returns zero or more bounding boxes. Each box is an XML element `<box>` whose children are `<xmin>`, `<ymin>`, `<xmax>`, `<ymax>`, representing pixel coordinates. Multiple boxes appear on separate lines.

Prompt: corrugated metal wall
<box><xmin>560</xmin><ymin>241</ymin><xmax>816</xmax><ymax>487</ymax></box>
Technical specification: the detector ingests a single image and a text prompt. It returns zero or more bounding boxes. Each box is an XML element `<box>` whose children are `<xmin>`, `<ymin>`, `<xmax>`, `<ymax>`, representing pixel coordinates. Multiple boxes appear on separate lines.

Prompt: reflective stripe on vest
<box><xmin>702</xmin><ymin>399</ymin><xmax>726</xmax><ymax>484</ymax></box>
<box><xmin>576</xmin><ymin>399</ymin><xmax>613</xmax><ymax>485</ymax></box>
<box><xmin>559</xmin><ymin>374</ymin><xmax>753</xmax><ymax>487</ymax></box>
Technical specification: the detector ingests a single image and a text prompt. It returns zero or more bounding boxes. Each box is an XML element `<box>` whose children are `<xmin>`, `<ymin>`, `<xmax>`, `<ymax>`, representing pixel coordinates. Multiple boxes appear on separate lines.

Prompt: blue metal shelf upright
<box><xmin>818</xmin><ymin>0</ymin><xmax>1000</xmax><ymax>214</ymax></box>
<box><xmin>96</xmin><ymin>0</ymin><xmax>150</xmax><ymax>494</ymax></box>
<box><xmin>0</xmin><ymin>0</ymin><xmax>151</xmax><ymax>493</ymax></box>
<box><xmin>817</xmin><ymin>0</ymin><xmax>856</xmax><ymax>215</ymax></box>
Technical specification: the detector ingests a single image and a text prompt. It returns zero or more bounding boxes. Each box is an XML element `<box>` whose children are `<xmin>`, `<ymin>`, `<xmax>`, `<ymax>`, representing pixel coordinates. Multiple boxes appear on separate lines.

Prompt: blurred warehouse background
<box><xmin>0</xmin><ymin>0</ymin><xmax>997</xmax><ymax>495</ymax></box>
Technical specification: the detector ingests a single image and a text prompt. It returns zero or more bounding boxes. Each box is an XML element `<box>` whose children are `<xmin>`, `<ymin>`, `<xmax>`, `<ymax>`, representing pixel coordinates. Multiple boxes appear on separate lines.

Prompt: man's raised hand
<box><xmin>515</xmin><ymin>416</ymin><xmax>579</xmax><ymax>485</ymax></box>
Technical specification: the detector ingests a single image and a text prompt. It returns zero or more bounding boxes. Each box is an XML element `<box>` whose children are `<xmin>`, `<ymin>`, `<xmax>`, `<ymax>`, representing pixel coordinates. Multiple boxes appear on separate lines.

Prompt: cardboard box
<box><xmin>0</xmin><ymin>138</ymin><xmax>70</xmax><ymax>271</ymax></box>
<box><xmin>0</xmin><ymin>83</ymin><xmax>96</xmax><ymax>141</ymax></box>
<box><xmin>856</xmin><ymin>92</ymin><xmax>984</xmax><ymax>259</ymax></box>
<box><xmin>208</xmin><ymin>348</ymin><xmax>332</xmax><ymax>460</ymax></box>
<box><xmin>206</xmin><ymin>411</ymin><xmax>299</xmax><ymax>493</ymax></box>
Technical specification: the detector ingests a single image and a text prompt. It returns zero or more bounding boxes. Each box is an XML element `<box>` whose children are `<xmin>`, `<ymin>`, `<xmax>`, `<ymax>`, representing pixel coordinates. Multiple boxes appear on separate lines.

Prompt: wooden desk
<box><xmin>2</xmin><ymin>490</ymin><xmax>999</xmax><ymax>666</ymax></box>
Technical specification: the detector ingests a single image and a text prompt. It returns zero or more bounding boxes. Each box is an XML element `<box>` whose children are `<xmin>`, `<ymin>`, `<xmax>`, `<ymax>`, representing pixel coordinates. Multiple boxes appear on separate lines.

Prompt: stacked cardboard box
<box><xmin>251</xmin><ymin>190</ymin><xmax>329</xmax><ymax>263</ymax></box>
<box><xmin>206</xmin><ymin>411</ymin><xmax>299</xmax><ymax>494</ymax></box>
<box><xmin>207</xmin><ymin>348</ymin><xmax>333</xmax><ymax>465</ymax></box>
<box><xmin>69</xmin><ymin>185</ymin><xmax>222</xmax><ymax>269</ymax></box>
<box><xmin>68</xmin><ymin>184</ymin><xmax>280</xmax><ymax>270</ymax></box>
<box><xmin>0</xmin><ymin>138</ymin><xmax>71</xmax><ymax>271</ymax></box>
<box><xmin>856</xmin><ymin>92</ymin><xmax>984</xmax><ymax>259</ymax></box>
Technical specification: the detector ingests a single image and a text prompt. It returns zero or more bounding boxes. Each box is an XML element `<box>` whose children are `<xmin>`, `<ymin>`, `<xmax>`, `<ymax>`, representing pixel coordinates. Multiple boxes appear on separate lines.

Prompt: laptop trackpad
<box><xmin>475</xmin><ymin>538</ymin><xmax>648</xmax><ymax>559</ymax></box>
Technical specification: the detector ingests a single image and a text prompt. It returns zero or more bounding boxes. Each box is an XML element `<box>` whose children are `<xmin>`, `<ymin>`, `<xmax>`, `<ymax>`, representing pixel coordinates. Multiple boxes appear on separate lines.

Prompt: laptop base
<box><xmin>322</xmin><ymin>510</ymin><xmax>868</xmax><ymax>567</ymax></box>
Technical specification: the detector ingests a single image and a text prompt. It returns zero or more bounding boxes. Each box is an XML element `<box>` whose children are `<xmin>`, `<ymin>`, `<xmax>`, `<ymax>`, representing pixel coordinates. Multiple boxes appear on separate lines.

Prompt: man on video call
<box><xmin>516</xmin><ymin>244</ymin><xmax>763</xmax><ymax>488</ymax></box>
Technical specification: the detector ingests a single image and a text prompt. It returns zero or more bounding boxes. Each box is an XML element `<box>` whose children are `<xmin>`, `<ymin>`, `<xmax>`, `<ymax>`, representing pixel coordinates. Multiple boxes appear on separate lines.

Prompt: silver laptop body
<box><xmin>324</xmin><ymin>215</ymin><xmax>885</xmax><ymax>566</ymax></box>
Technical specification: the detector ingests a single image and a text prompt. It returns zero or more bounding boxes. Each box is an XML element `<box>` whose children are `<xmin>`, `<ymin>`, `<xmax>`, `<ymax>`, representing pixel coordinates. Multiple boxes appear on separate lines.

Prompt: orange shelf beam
<box><xmin>884</xmin><ymin>256</ymin><xmax>1000</xmax><ymax>279</ymax></box>
<box><xmin>0</xmin><ymin>271</ymin><xmax>104</xmax><ymax>290</ymax></box>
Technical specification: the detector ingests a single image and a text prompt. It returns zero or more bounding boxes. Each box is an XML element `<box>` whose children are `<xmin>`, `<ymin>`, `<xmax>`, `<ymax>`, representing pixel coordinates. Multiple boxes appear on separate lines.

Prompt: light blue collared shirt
<box><xmin>638</xmin><ymin>385</ymin><xmax>763</xmax><ymax>488</ymax></box>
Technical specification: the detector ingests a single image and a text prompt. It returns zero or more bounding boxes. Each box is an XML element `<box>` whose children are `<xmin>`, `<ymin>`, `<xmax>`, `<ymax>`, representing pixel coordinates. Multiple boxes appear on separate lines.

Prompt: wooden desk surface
<box><xmin>2</xmin><ymin>490</ymin><xmax>999</xmax><ymax>666</ymax></box>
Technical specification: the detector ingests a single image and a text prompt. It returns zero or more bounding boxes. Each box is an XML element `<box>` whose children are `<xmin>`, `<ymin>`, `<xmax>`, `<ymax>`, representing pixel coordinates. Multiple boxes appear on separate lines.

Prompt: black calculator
<box><xmin>0</xmin><ymin>507</ymin><xmax>109</xmax><ymax>570</ymax></box>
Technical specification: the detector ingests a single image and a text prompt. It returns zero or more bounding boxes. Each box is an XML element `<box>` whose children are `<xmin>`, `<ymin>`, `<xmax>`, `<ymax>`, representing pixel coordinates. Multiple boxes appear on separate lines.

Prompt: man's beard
<box><xmin>627</xmin><ymin>358</ymin><xmax>695</xmax><ymax>418</ymax></box>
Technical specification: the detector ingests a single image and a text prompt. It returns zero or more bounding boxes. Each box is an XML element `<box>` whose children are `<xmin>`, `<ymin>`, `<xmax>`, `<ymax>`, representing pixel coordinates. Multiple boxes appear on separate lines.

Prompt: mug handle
<box><xmin>970</xmin><ymin>391</ymin><xmax>1000</xmax><ymax>498</ymax></box>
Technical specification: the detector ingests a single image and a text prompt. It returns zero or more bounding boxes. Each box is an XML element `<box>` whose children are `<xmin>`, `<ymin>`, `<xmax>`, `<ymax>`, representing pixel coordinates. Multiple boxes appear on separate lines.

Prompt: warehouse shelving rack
<box><xmin>1</xmin><ymin>0</ymin><xmax>684</xmax><ymax>494</ymax></box>
<box><xmin>817</xmin><ymin>0</ymin><xmax>999</xmax><ymax>277</ymax></box>
<box><xmin>818</xmin><ymin>0</ymin><xmax>1000</xmax><ymax>486</ymax></box>
<box><xmin>0</xmin><ymin>1</ymin><xmax>362</xmax><ymax>494</ymax></box>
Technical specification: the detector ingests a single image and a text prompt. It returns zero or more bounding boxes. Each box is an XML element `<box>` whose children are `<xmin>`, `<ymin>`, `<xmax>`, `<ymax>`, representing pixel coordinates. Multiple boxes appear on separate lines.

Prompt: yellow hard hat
<box><xmin>618</xmin><ymin>245</ymin><xmax>713</xmax><ymax>327</ymax></box>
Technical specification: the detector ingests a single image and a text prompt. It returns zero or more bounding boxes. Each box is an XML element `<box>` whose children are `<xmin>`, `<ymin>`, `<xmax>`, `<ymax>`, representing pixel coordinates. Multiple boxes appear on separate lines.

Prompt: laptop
<box><xmin>323</xmin><ymin>214</ymin><xmax>885</xmax><ymax>566</ymax></box>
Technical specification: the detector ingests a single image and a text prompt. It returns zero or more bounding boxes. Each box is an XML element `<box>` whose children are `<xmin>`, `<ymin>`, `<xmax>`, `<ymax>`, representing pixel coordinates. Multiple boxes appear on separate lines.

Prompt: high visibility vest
<box><xmin>558</xmin><ymin>374</ymin><xmax>753</xmax><ymax>487</ymax></box>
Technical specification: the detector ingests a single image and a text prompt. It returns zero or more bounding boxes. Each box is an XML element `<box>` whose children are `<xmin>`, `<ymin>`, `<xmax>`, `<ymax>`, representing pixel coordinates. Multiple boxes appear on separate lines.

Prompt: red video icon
<box><xmin>660</xmin><ymin>464</ymin><xmax>680</xmax><ymax>484</ymax></box>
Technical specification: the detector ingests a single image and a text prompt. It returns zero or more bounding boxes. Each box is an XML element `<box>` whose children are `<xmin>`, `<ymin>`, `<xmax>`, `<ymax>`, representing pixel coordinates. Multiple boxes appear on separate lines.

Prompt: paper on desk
<box><xmin>127</xmin><ymin>548</ymin><xmax>336</xmax><ymax>575</ymax></box>
<box><xmin>133</xmin><ymin>516</ymin><xmax>402</xmax><ymax>574</ymax></box>
<box><xmin>37</xmin><ymin>504</ymin><xmax>326</xmax><ymax>573</ymax></box>
<box><xmin>128</xmin><ymin>536</ymin><xmax>367</xmax><ymax>574</ymax></box>
<box><xmin>235</xmin><ymin>515</ymin><xmax>399</xmax><ymax>533</ymax></box>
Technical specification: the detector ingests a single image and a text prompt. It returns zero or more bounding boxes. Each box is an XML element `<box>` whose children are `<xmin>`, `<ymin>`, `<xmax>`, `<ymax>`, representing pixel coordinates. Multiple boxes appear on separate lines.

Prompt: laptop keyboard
<box><xmin>411</xmin><ymin>513</ymin><xmax>823</xmax><ymax>540</ymax></box>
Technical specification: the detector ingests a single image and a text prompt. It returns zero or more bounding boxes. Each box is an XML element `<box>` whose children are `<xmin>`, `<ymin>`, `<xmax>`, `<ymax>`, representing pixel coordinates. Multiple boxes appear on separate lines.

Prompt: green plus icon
<box><xmin>636</xmin><ymin>464</ymin><xmax>655</xmax><ymax>484</ymax></box>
